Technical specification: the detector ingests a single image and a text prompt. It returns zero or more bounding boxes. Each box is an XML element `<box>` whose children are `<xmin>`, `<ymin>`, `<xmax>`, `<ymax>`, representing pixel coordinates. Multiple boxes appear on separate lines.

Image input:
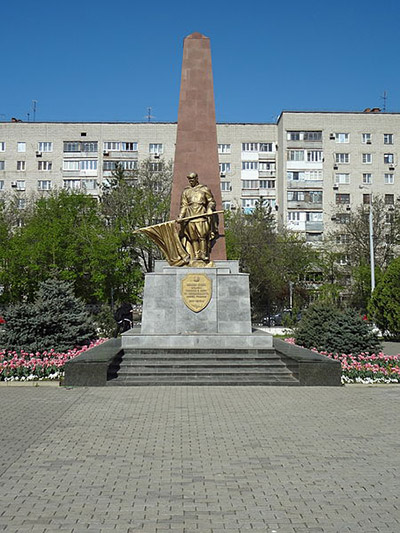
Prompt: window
<box><xmin>0</xmin><ymin>161</ymin><xmax>4</xmax><ymax>170</ymax></box>
<box><xmin>306</xmin><ymin>212</ymin><xmax>323</xmax><ymax>222</ymax></box>
<box><xmin>384</xmin><ymin>153</ymin><xmax>394</xmax><ymax>164</ymax></box>
<box><xmin>259</xmin><ymin>161</ymin><xmax>275</xmax><ymax>171</ymax></box>
<box><xmin>242</xmin><ymin>180</ymin><xmax>259</xmax><ymax>189</ymax></box>
<box><xmin>0</xmin><ymin>142</ymin><xmax>5</xmax><ymax>152</ymax></box>
<box><xmin>220</xmin><ymin>181</ymin><xmax>231</xmax><ymax>192</ymax></box>
<box><xmin>287</xmin><ymin>191</ymin><xmax>322</xmax><ymax>203</ymax></box>
<box><xmin>222</xmin><ymin>201</ymin><xmax>232</xmax><ymax>210</ymax></box>
<box><xmin>38</xmin><ymin>180</ymin><xmax>52</xmax><ymax>190</ymax></box>
<box><xmin>335</xmin><ymin>173</ymin><xmax>350</xmax><ymax>184</ymax></box>
<box><xmin>307</xmin><ymin>150</ymin><xmax>323</xmax><ymax>162</ymax></box>
<box><xmin>288</xmin><ymin>212</ymin><xmax>301</xmax><ymax>222</ymax></box>
<box><xmin>121</xmin><ymin>142</ymin><xmax>138</xmax><ymax>151</ymax></box>
<box><xmin>259</xmin><ymin>143</ymin><xmax>273</xmax><ymax>152</ymax></box>
<box><xmin>104</xmin><ymin>142</ymin><xmax>120</xmax><ymax>151</ymax></box>
<box><xmin>0</xmin><ymin>181</ymin><xmax>4</xmax><ymax>190</ymax></box>
<box><xmin>38</xmin><ymin>142</ymin><xmax>53</xmax><ymax>152</ymax></box>
<box><xmin>384</xmin><ymin>134</ymin><xmax>393</xmax><ymax>145</ymax></box>
<box><xmin>16</xmin><ymin>180</ymin><xmax>25</xmax><ymax>191</ymax></box>
<box><xmin>149</xmin><ymin>162</ymin><xmax>162</xmax><ymax>171</ymax></box>
<box><xmin>287</xmin><ymin>170</ymin><xmax>322</xmax><ymax>181</ymax></box>
<box><xmin>287</xmin><ymin>150</ymin><xmax>304</xmax><ymax>161</ymax></box>
<box><xmin>287</xmin><ymin>131</ymin><xmax>322</xmax><ymax>141</ymax></box>
<box><xmin>63</xmin><ymin>179</ymin><xmax>81</xmax><ymax>189</ymax></box>
<box><xmin>386</xmin><ymin>213</ymin><xmax>395</xmax><ymax>224</ymax></box>
<box><xmin>64</xmin><ymin>141</ymin><xmax>80</xmax><ymax>152</ymax></box>
<box><xmin>384</xmin><ymin>173</ymin><xmax>394</xmax><ymax>184</ymax></box>
<box><xmin>149</xmin><ymin>143</ymin><xmax>163</xmax><ymax>154</ymax></box>
<box><xmin>241</xmin><ymin>161</ymin><xmax>258</xmax><ymax>170</ymax></box>
<box><xmin>103</xmin><ymin>160</ymin><xmax>138</xmax><ymax>171</ymax></box>
<box><xmin>80</xmin><ymin>160</ymin><xmax>97</xmax><ymax>171</ymax></box>
<box><xmin>336</xmin><ymin>193</ymin><xmax>350</xmax><ymax>204</ymax></box>
<box><xmin>63</xmin><ymin>160</ymin><xmax>80</xmax><ymax>171</ymax></box>
<box><xmin>304</xmin><ymin>131</ymin><xmax>322</xmax><ymax>141</ymax></box>
<box><xmin>362</xmin><ymin>133</ymin><xmax>371</xmax><ymax>144</ymax></box>
<box><xmin>338</xmin><ymin>254</ymin><xmax>350</xmax><ymax>265</ymax></box>
<box><xmin>362</xmin><ymin>153</ymin><xmax>372</xmax><ymax>164</ymax></box>
<box><xmin>335</xmin><ymin>133</ymin><xmax>349</xmax><ymax>143</ymax></box>
<box><xmin>362</xmin><ymin>173</ymin><xmax>372</xmax><ymax>184</ymax></box>
<box><xmin>242</xmin><ymin>143</ymin><xmax>258</xmax><ymax>152</ymax></box>
<box><xmin>219</xmin><ymin>162</ymin><xmax>231</xmax><ymax>173</ymax></box>
<box><xmin>363</xmin><ymin>194</ymin><xmax>371</xmax><ymax>204</ymax></box>
<box><xmin>63</xmin><ymin>141</ymin><xmax>97</xmax><ymax>152</ymax></box>
<box><xmin>218</xmin><ymin>144</ymin><xmax>231</xmax><ymax>154</ymax></box>
<box><xmin>17</xmin><ymin>161</ymin><xmax>26</xmax><ymax>171</ymax></box>
<box><xmin>82</xmin><ymin>179</ymin><xmax>97</xmax><ymax>190</ymax></box>
<box><xmin>17</xmin><ymin>198</ymin><xmax>26</xmax><ymax>209</ymax></box>
<box><xmin>17</xmin><ymin>142</ymin><xmax>26</xmax><ymax>152</ymax></box>
<box><xmin>81</xmin><ymin>142</ymin><xmax>98</xmax><ymax>152</ymax></box>
<box><xmin>335</xmin><ymin>153</ymin><xmax>349</xmax><ymax>163</ymax></box>
<box><xmin>38</xmin><ymin>161</ymin><xmax>52</xmax><ymax>171</ymax></box>
<box><xmin>385</xmin><ymin>194</ymin><xmax>394</xmax><ymax>205</ymax></box>
<box><xmin>336</xmin><ymin>213</ymin><xmax>351</xmax><ymax>224</ymax></box>
<box><xmin>259</xmin><ymin>179</ymin><xmax>275</xmax><ymax>189</ymax></box>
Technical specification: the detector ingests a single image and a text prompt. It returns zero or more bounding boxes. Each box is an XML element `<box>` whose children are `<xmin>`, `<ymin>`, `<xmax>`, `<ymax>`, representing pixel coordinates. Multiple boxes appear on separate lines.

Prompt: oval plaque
<box><xmin>181</xmin><ymin>274</ymin><xmax>212</xmax><ymax>313</ymax></box>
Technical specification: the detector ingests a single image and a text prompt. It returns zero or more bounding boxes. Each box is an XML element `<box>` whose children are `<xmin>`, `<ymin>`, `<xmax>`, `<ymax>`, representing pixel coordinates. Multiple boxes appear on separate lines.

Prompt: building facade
<box><xmin>0</xmin><ymin>110</ymin><xmax>399</xmax><ymax>241</ymax></box>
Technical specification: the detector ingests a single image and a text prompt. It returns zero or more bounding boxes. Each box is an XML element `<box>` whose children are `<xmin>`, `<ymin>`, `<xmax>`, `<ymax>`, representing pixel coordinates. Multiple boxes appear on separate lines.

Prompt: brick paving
<box><xmin>0</xmin><ymin>385</ymin><xmax>399</xmax><ymax>532</ymax></box>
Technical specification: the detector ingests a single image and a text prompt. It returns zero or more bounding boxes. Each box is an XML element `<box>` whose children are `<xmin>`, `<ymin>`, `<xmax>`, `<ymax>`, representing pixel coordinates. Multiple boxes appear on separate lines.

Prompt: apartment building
<box><xmin>0</xmin><ymin>110</ymin><xmax>399</xmax><ymax>241</ymax></box>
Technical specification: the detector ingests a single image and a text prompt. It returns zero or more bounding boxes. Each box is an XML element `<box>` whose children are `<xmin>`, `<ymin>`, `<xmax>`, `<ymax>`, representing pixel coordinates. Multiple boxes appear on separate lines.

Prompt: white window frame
<box><xmin>362</xmin><ymin>153</ymin><xmax>372</xmax><ymax>164</ymax></box>
<box><xmin>384</xmin><ymin>173</ymin><xmax>394</xmax><ymax>185</ymax></box>
<box><xmin>149</xmin><ymin>143</ymin><xmax>163</xmax><ymax>154</ymax></box>
<box><xmin>307</xmin><ymin>150</ymin><xmax>323</xmax><ymax>162</ymax></box>
<box><xmin>335</xmin><ymin>133</ymin><xmax>349</xmax><ymax>143</ymax></box>
<box><xmin>335</xmin><ymin>173</ymin><xmax>350</xmax><ymax>184</ymax></box>
<box><xmin>38</xmin><ymin>180</ymin><xmax>52</xmax><ymax>191</ymax></box>
<box><xmin>0</xmin><ymin>142</ymin><xmax>5</xmax><ymax>152</ymax></box>
<box><xmin>63</xmin><ymin>179</ymin><xmax>81</xmax><ymax>190</ymax></box>
<box><xmin>241</xmin><ymin>179</ymin><xmax>259</xmax><ymax>189</ymax></box>
<box><xmin>218</xmin><ymin>144</ymin><xmax>231</xmax><ymax>154</ymax></box>
<box><xmin>0</xmin><ymin>161</ymin><xmax>4</xmax><ymax>171</ymax></box>
<box><xmin>219</xmin><ymin>162</ymin><xmax>231</xmax><ymax>173</ymax></box>
<box><xmin>38</xmin><ymin>161</ymin><xmax>52</xmax><ymax>171</ymax></box>
<box><xmin>17</xmin><ymin>142</ymin><xmax>26</xmax><ymax>153</ymax></box>
<box><xmin>241</xmin><ymin>161</ymin><xmax>258</xmax><ymax>170</ymax></box>
<box><xmin>63</xmin><ymin>160</ymin><xmax>80</xmax><ymax>171</ymax></box>
<box><xmin>287</xmin><ymin>150</ymin><xmax>305</xmax><ymax>161</ymax></box>
<box><xmin>335</xmin><ymin>153</ymin><xmax>349</xmax><ymax>164</ymax></box>
<box><xmin>38</xmin><ymin>142</ymin><xmax>53</xmax><ymax>153</ymax></box>
<box><xmin>220</xmin><ymin>181</ymin><xmax>231</xmax><ymax>192</ymax></box>
<box><xmin>104</xmin><ymin>142</ymin><xmax>120</xmax><ymax>151</ymax></box>
<box><xmin>384</xmin><ymin>134</ymin><xmax>393</xmax><ymax>145</ymax></box>
<box><xmin>17</xmin><ymin>161</ymin><xmax>26</xmax><ymax>171</ymax></box>
<box><xmin>16</xmin><ymin>180</ymin><xmax>25</xmax><ymax>191</ymax></box>
<box><xmin>384</xmin><ymin>153</ymin><xmax>394</xmax><ymax>164</ymax></box>
<box><xmin>362</xmin><ymin>133</ymin><xmax>371</xmax><ymax>144</ymax></box>
<box><xmin>121</xmin><ymin>142</ymin><xmax>138</xmax><ymax>152</ymax></box>
<box><xmin>362</xmin><ymin>173</ymin><xmax>372</xmax><ymax>184</ymax></box>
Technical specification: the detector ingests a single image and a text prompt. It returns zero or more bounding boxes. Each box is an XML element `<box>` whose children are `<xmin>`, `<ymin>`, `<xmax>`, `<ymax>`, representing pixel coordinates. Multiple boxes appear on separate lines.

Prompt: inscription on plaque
<box><xmin>181</xmin><ymin>274</ymin><xmax>212</xmax><ymax>313</ymax></box>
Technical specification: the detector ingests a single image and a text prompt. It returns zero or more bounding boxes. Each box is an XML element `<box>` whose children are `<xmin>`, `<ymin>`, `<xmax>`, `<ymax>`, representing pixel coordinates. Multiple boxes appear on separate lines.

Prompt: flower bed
<box><xmin>285</xmin><ymin>337</ymin><xmax>400</xmax><ymax>384</ymax></box>
<box><xmin>0</xmin><ymin>339</ymin><xmax>107</xmax><ymax>382</ymax></box>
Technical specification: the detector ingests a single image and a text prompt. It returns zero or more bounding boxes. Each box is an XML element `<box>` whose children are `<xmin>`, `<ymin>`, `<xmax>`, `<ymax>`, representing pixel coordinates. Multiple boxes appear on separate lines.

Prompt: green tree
<box><xmin>225</xmin><ymin>204</ymin><xmax>315</xmax><ymax>318</ymax></box>
<box><xmin>1</xmin><ymin>190</ymin><xmax>140</xmax><ymax>304</ymax></box>
<box><xmin>295</xmin><ymin>301</ymin><xmax>381</xmax><ymax>354</ymax></box>
<box><xmin>101</xmin><ymin>158</ymin><xmax>173</xmax><ymax>272</ymax></box>
<box><xmin>1</xmin><ymin>279</ymin><xmax>96</xmax><ymax>352</ymax></box>
<box><xmin>368</xmin><ymin>257</ymin><xmax>400</xmax><ymax>339</ymax></box>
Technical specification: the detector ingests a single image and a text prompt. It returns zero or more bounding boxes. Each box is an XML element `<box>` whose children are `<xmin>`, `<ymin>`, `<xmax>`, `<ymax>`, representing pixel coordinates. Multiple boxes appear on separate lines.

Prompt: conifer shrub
<box><xmin>1</xmin><ymin>279</ymin><xmax>96</xmax><ymax>352</ymax></box>
<box><xmin>294</xmin><ymin>301</ymin><xmax>381</xmax><ymax>354</ymax></box>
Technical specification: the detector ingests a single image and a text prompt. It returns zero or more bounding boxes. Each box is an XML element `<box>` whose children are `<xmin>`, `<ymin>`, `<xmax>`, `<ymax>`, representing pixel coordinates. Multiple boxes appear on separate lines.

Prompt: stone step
<box><xmin>108</xmin><ymin>376</ymin><xmax>299</xmax><ymax>386</ymax></box>
<box><xmin>116</xmin><ymin>368</ymin><xmax>294</xmax><ymax>377</ymax></box>
<box><xmin>118</xmin><ymin>360</ymin><xmax>286</xmax><ymax>368</ymax></box>
<box><xmin>123</xmin><ymin>349</ymin><xmax>277</xmax><ymax>356</ymax></box>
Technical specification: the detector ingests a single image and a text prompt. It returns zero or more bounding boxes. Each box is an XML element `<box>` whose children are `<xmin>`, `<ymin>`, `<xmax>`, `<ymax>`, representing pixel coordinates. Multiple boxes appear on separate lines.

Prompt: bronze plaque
<box><xmin>181</xmin><ymin>274</ymin><xmax>212</xmax><ymax>313</ymax></box>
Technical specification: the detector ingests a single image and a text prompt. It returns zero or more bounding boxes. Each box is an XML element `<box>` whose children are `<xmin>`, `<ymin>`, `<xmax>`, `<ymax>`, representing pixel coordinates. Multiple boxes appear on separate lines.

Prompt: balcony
<box><xmin>287</xmin><ymin>179</ymin><xmax>323</xmax><ymax>189</ymax></box>
<box><xmin>287</xmin><ymin>200</ymin><xmax>323</xmax><ymax>209</ymax></box>
<box><xmin>305</xmin><ymin>221</ymin><xmax>324</xmax><ymax>232</ymax></box>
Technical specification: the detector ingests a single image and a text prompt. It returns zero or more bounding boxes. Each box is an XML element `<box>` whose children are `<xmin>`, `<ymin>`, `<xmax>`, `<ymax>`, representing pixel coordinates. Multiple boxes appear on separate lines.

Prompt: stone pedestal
<box><xmin>140</xmin><ymin>261</ymin><xmax>251</xmax><ymax>335</ymax></box>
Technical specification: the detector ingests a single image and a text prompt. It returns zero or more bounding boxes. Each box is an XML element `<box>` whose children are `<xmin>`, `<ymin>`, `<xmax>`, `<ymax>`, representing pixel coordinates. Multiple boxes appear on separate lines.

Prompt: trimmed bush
<box><xmin>294</xmin><ymin>302</ymin><xmax>381</xmax><ymax>354</ymax></box>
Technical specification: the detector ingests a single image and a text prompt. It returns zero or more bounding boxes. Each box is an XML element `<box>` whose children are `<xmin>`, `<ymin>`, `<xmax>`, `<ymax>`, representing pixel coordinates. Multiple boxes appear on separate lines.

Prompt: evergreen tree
<box><xmin>295</xmin><ymin>301</ymin><xmax>381</xmax><ymax>354</ymax></box>
<box><xmin>1</xmin><ymin>279</ymin><xmax>96</xmax><ymax>352</ymax></box>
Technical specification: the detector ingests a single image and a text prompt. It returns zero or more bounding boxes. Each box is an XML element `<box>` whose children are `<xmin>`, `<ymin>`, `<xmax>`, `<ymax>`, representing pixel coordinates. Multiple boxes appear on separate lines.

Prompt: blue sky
<box><xmin>2</xmin><ymin>0</ymin><xmax>400</xmax><ymax>123</ymax></box>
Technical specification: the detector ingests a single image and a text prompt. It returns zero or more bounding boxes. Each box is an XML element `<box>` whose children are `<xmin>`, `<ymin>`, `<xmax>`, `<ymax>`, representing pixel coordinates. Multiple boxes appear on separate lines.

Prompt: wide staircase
<box><xmin>107</xmin><ymin>348</ymin><xmax>299</xmax><ymax>386</ymax></box>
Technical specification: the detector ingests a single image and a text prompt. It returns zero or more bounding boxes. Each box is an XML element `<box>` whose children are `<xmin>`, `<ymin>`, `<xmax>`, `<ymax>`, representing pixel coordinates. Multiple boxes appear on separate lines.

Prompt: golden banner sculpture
<box><xmin>134</xmin><ymin>210</ymin><xmax>223</xmax><ymax>267</ymax></box>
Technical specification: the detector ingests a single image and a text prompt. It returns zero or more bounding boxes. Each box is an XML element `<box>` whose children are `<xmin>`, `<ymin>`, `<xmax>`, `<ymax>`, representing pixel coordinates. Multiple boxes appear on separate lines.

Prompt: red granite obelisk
<box><xmin>170</xmin><ymin>32</ymin><xmax>226</xmax><ymax>260</ymax></box>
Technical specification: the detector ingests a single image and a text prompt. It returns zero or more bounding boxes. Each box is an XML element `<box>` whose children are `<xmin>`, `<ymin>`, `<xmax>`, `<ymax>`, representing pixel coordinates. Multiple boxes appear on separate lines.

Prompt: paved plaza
<box><xmin>0</xmin><ymin>385</ymin><xmax>399</xmax><ymax>532</ymax></box>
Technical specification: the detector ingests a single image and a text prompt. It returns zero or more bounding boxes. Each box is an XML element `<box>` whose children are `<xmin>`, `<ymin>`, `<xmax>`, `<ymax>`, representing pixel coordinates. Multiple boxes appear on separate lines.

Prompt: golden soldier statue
<box><xmin>177</xmin><ymin>172</ymin><xmax>218</xmax><ymax>264</ymax></box>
